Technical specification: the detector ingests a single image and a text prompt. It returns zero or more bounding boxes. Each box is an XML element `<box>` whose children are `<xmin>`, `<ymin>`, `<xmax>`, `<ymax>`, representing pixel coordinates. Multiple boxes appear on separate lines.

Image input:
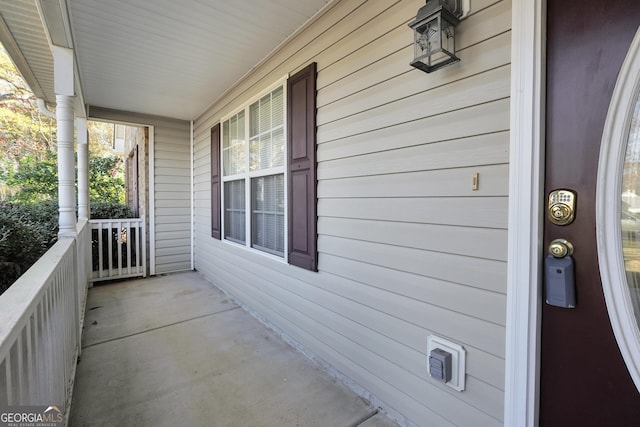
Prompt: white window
<box><xmin>221</xmin><ymin>84</ymin><xmax>286</xmax><ymax>257</ymax></box>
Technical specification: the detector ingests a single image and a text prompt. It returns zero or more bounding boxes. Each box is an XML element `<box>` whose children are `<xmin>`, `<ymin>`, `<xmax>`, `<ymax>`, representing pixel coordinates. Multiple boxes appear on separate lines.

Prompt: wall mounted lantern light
<box><xmin>408</xmin><ymin>0</ymin><xmax>464</xmax><ymax>73</ymax></box>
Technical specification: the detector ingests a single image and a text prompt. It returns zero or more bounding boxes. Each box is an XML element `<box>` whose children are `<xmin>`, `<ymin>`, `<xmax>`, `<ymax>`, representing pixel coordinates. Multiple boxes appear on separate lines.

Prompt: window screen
<box><xmin>224</xmin><ymin>179</ymin><xmax>245</xmax><ymax>244</ymax></box>
<box><xmin>222</xmin><ymin>111</ymin><xmax>245</xmax><ymax>176</ymax></box>
<box><xmin>252</xmin><ymin>174</ymin><xmax>284</xmax><ymax>256</ymax></box>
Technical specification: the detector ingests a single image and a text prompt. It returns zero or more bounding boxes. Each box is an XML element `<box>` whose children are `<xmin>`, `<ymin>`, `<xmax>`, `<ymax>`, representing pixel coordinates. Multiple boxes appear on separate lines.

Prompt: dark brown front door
<box><xmin>542</xmin><ymin>1</ymin><xmax>640</xmax><ymax>425</ymax></box>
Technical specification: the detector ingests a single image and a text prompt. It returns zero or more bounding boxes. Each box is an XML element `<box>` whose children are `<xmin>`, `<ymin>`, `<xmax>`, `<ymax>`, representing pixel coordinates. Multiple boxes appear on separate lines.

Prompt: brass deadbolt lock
<box><xmin>548</xmin><ymin>189</ymin><xmax>576</xmax><ymax>226</ymax></box>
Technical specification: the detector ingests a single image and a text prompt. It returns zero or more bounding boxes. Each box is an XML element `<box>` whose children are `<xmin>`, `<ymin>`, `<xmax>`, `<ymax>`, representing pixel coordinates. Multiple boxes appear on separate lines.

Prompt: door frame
<box><xmin>505</xmin><ymin>0</ymin><xmax>546</xmax><ymax>426</ymax></box>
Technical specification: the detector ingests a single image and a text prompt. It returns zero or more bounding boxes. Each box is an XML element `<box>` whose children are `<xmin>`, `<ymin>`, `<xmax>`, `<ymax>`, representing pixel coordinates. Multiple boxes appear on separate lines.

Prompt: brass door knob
<box><xmin>549</xmin><ymin>239</ymin><xmax>574</xmax><ymax>258</ymax></box>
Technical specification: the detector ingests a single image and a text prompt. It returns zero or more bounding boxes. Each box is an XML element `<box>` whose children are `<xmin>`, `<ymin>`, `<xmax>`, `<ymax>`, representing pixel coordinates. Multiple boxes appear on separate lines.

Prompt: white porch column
<box><xmin>54</xmin><ymin>46</ymin><xmax>77</xmax><ymax>238</ymax></box>
<box><xmin>505</xmin><ymin>0</ymin><xmax>545</xmax><ymax>426</ymax></box>
<box><xmin>76</xmin><ymin>117</ymin><xmax>89</xmax><ymax>220</ymax></box>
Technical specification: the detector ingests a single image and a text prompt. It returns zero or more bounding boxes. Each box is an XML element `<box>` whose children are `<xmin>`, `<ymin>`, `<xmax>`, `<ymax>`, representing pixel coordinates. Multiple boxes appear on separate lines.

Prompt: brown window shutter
<box><xmin>287</xmin><ymin>63</ymin><xmax>318</xmax><ymax>271</ymax></box>
<box><xmin>211</xmin><ymin>124</ymin><xmax>221</xmax><ymax>239</ymax></box>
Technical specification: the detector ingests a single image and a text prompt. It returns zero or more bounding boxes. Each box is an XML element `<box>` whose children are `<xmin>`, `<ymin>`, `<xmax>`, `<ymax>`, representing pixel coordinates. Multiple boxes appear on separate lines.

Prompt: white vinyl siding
<box><xmin>154</xmin><ymin>123</ymin><xmax>191</xmax><ymax>273</ymax></box>
<box><xmin>194</xmin><ymin>0</ymin><xmax>510</xmax><ymax>426</ymax></box>
<box><xmin>89</xmin><ymin>107</ymin><xmax>191</xmax><ymax>275</ymax></box>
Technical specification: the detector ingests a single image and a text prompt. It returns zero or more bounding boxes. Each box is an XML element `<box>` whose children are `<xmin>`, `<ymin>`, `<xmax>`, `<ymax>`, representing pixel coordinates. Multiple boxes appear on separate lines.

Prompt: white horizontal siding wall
<box><xmin>154</xmin><ymin>124</ymin><xmax>192</xmax><ymax>273</ymax></box>
<box><xmin>194</xmin><ymin>1</ymin><xmax>510</xmax><ymax>426</ymax></box>
<box><xmin>89</xmin><ymin>107</ymin><xmax>191</xmax><ymax>275</ymax></box>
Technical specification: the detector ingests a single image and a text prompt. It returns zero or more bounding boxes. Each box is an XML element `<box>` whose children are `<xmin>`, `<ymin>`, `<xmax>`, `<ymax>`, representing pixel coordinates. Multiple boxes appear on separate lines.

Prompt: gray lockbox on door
<box><xmin>545</xmin><ymin>254</ymin><xmax>576</xmax><ymax>308</ymax></box>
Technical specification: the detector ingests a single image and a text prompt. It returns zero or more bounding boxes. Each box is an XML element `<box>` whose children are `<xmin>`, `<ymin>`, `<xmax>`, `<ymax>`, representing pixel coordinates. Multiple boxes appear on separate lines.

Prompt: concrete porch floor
<box><xmin>70</xmin><ymin>272</ymin><xmax>399</xmax><ymax>427</ymax></box>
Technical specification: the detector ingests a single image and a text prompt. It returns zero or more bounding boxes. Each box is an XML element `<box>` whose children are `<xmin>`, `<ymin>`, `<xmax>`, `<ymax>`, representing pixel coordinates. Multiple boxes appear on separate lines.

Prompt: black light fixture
<box><xmin>408</xmin><ymin>0</ymin><xmax>463</xmax><ymax>73</ymax></box>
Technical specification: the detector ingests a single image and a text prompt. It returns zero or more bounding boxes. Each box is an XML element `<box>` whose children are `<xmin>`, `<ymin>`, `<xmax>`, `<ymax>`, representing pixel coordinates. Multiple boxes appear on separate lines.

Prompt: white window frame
<box><xmin>220</xmin><ymin>78</ymin><xmax>288</xmax><ymax>262</ymax></box>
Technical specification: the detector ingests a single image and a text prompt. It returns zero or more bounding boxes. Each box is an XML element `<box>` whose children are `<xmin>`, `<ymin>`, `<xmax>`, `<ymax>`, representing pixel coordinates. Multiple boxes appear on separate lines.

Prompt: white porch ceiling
<box><xmin>0</xmin><ymin>0</ymin><xmax>333</xmax><ymax>120</ymax></box>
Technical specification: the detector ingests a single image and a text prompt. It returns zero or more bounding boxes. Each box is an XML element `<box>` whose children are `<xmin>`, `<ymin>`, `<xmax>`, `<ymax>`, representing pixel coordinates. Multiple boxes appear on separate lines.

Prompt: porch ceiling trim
<box><xmin>0</xmin><ymin>0</ymin><xmax>54</xmax><ymax>102</ymax></box>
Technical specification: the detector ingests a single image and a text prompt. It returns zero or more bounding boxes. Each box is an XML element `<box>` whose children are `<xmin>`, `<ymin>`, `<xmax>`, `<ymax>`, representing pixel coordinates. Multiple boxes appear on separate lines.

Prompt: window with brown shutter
<box><xmin>210</xmin><ymin>63</ymin><xmax>317</xmax><ymax>271</ymax></box>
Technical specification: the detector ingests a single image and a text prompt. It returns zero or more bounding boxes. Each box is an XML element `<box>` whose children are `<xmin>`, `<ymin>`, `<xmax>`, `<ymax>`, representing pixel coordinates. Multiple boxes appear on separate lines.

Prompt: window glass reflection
<box><xmin>621</xmin><ymin>96</ymin><xmax>640</xmax><ymax>326</ymax></box>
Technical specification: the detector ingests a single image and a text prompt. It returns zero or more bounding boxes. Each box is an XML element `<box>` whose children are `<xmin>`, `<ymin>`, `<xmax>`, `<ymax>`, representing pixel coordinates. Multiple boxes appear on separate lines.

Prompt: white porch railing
<box><xmin>90</xmin><ymin>218</ymin><xmax>146</xmax><ymax>282</ymax></box>
<box><xmin>0</xmin><ymin>220</ymin><xmax>90</xmax><ymax>420</ymax></box>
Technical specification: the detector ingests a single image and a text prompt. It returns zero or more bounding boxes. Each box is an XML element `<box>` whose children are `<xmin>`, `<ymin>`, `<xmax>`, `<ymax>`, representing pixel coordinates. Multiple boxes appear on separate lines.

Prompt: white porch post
<box><xmin>53</xmin><ymin>46</ymin><xmax>77</xmax><ymax>238</ymax></box>
<box><xmin>505</xmin><ymin>0</ymin><xmax>546</xmax><ymax>426</ymax></box>
<box><xmin>77</xmin><ymin>117</ymin><xmax>90</xmax><ymax>220</ymax></box>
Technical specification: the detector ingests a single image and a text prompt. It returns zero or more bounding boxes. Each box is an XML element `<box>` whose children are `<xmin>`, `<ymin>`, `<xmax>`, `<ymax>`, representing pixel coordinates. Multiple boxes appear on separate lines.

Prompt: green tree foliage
<box><xmin>89</xmin><ymin>156</ymin><xmax>125</xmax><ymax>204</ymax></box>
<box><xmin>4</xmin><ymin>151</ymin><xmax>125</xmax><ymax>204</ymax></box>
<box><xmin>0</xmin><ymin>44</ymin><xmax>124</xmax><ymax>204</ymax></box>
<box><xmin>6</xmin><ymin>151</ymin><xmax>58</xmax><ymax>203</ymax></box>
<box><xmin>0</xmin><ymin>43</ymin><xmax>131</xmax><ymax>293</ymax></box>
<box><xmin>88</xmin><ymin>120</ymin><xmax>115</xmax><ymax>157</ymax></box>
<box><xmin>0</xmin><ymin>45</ymin><xmax>56</xmax><ymax>189</ymax></box>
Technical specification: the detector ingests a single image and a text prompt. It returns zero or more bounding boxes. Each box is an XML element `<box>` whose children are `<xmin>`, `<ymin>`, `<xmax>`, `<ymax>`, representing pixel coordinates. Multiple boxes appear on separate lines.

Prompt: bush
<box><xmin>0</xmin><ymin>201</ymin><xmax>58</xmax><ymax>293</ymax></box>
<box><xmin>90</xmin><ymin>201</ymin><xmax>134</xmax><ymax>219</ymax></box>
<box><xmin>0</xmin><ymin>201</ymin><xmax>134</xmax><ymax>294</ymax></box>
<box><xmin>89</xmin><ymin>202</ymin><xmax>137</xmax><ymax>274</ymax></box>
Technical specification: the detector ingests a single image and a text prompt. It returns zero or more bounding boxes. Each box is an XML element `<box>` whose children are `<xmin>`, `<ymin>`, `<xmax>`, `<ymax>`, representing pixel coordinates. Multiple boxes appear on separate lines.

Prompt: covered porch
<box><xmin>71</xmin><ymin>272</ymin><xmax>396</xmax><ymax>427</ymax></box>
